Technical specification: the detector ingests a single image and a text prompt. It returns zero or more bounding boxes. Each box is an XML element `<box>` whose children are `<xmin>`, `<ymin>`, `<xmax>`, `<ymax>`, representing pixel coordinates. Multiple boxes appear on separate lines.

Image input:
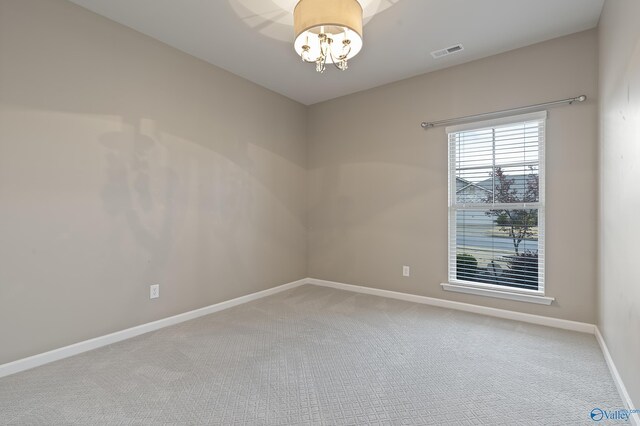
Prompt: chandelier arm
<box><xmin>342</xmin><ymin>43</ymin><xmax>352</xmax><ymax>58</ymax></box>
<box><xmin>328</xmin><ymin>49</ymin><xmax>341</xmax><ymax>71</ymax></box>
<box><xmin>328</xmin><ymin>44</ymin><xmax>348</xmax><ymax>71</ymax></box>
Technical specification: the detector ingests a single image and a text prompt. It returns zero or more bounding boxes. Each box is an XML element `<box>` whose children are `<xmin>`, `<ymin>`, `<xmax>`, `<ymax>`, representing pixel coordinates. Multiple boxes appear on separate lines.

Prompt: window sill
<box><xmin>441</xmin><ymin>282</ymin><xmax>554</xmax><ymax>305</ymax></box>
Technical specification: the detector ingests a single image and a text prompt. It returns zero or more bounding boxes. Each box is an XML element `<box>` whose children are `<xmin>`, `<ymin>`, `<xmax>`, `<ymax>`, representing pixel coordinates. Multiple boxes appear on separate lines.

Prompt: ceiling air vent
<box><xmin>430</xmin><ymin>44</ymin><xmax>464</xmax><ymax>59</ymax></box>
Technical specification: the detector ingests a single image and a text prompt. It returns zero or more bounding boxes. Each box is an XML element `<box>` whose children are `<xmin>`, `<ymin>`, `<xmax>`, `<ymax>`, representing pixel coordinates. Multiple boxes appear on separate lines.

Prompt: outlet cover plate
<box><xmin>150</xmin><ymin>284</ymin><xmax>160</xmax><ymax>299</ymax></box>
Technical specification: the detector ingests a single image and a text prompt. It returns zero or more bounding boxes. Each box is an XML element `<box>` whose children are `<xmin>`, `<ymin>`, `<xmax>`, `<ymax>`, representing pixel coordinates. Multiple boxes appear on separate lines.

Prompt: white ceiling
<box><xmin>68</xmin><ymin>0</ymin><xmax>604</xmax><ymax>105</ymax></box>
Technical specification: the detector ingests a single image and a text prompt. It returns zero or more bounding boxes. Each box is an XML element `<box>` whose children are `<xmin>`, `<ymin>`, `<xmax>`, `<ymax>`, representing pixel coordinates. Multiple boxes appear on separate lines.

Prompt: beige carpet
<box><xmin>0</xmin><ymin>285</ymin><xmax>623</xmax><ymax>425</ymax></box>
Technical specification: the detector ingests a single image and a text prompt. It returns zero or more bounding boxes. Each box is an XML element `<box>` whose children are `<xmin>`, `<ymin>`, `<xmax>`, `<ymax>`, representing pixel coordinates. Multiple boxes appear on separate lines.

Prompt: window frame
<box><xmin>444</xmin><ymin>111</ymin><xmax>550</xmax><ymax>303</ymax></box>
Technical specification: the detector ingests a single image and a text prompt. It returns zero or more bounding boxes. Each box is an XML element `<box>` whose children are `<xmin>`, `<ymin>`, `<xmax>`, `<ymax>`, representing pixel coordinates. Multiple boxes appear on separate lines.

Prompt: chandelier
<box><xmin>293</xmin><ymin>0</ymin><xmax>363</xmax><ymax>73</ymax></box>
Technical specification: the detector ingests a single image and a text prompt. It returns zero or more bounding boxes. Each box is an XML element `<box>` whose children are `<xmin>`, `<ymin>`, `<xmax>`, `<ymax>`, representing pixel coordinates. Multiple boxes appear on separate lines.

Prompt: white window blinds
<box><xmin>447</xmin><ymin>111</ymin><xmax>545</xmax><ymax>293</ymax></box>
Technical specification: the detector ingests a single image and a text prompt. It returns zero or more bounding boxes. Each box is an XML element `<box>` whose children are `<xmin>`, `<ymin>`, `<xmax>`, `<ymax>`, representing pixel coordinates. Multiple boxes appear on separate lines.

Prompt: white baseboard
<box><xmin>307</xmin><ymin>278</ymin><xmax>595</xmax><ymax>334</ymax></box>
<box><xmin>2</xmin><ymin>276</ymin><xmax>634</xmax><ymax>424</ymax></box>
<box><xmin>0</xmin><ymin>278</ymin><xmax>307</xmax><ymax>379</ymax></box>
<box><xmin>595</xmin><ymin>327</ymin><xmax>640</xmax><ymax>426</ymax></box>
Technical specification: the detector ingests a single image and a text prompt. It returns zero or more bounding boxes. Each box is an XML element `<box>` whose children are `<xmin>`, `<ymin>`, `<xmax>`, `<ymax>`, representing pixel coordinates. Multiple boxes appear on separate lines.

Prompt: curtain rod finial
<box><xmin>570</xmin><ymin>95</ymin><xmax>587</xmax><ymax>104</ymax></box>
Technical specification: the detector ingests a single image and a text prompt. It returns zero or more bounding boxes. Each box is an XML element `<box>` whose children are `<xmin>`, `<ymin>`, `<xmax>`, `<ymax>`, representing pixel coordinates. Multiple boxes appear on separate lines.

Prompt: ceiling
<box><xmin>67</xmin><ymin>0</ymin><xmax>604</xmax><ymax>105</ymax></box>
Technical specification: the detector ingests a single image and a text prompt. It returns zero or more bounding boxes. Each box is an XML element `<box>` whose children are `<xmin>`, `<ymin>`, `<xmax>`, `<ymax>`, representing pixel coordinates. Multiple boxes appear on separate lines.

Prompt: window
<box><xmin>446</xmin><ymin>111</ymin><xmax>546</xmax><ymax>299</ymax></box>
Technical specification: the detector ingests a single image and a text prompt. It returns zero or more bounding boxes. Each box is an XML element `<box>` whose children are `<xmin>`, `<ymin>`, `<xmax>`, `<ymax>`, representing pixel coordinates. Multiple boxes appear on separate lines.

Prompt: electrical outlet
<box><xmin>150</xmin><ymin>284</ymin><xmax>160</xmax><ymax>299</ymax></box>
<box><xmin>402</xmin><ymin>266</ymin><xmax>410</xmax><ymax>277</ymax></box>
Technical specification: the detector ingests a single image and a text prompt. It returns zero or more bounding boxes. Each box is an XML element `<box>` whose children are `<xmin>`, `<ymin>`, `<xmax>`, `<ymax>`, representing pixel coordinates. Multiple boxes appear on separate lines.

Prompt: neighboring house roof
<box><xmin>456</xmin><ymin>174</ymin><xmax>538</xmax><ymax>202</ymax></box>
<box><xmin>455</xmin><ymin>177</ymin><xmax>493</xmax><ymax>203</ymax></box>
<box><xmin>455</xmin><ymin>177</ymin><xmax>492</xmax><ymax>194</ymax></box>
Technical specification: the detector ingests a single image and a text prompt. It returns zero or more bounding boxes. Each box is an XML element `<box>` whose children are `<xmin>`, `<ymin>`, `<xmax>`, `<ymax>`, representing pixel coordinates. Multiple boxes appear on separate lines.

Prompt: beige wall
<box><xmin>308</xmin><ymin>30</ymin><xmax>599</xmax><ymax>323</ymax></box>
<box><xmin>598</xmin><ymin>0</ymin><xmax>640</xmax><ymax>408</ymax></box>
<box><xmin>0</xmin><ymin>0</ymin><xmax>307</xmax><ymax>364</ymax></box>
<box><xmin>0</xmin><ymin>0</ymin><xmax>607</xmax><ymax>368</ymax></box>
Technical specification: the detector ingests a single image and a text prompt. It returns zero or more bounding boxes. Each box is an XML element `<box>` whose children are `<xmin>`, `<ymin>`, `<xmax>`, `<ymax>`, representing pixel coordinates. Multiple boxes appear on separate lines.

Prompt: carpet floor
<box><xmin>0</xmin><ymin>284</ymin><xmax>623</xmax><ymax>425</ymax></box>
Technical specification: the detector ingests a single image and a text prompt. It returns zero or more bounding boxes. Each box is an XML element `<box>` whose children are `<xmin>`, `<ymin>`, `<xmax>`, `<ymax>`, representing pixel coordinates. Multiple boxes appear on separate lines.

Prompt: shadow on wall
<box><xmin>99</xmin><ymin>119</ymin><xmax>183</xmax><ymax>286</ymax></box>
<box><xmin>0</xmin><ymin>0</ymin><xmax>307</xmax><ymax>200</ymax></box>
<box><xmin>93</xmin><ymin>110</ymin><xmax>306</xmax><ymax>300</ymax></box>
<box><xmin>0</xmin><ymin>0</ymin><xmax>309</xmax><ymax>348</ymax></box>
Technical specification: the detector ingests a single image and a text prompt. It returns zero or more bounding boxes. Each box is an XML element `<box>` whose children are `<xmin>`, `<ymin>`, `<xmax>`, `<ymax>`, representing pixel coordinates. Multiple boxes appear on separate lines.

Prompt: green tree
<box><xmin>485</xmin><ymin>167</ymin><xmax>539</xmax><ymax>255</ymax></box>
